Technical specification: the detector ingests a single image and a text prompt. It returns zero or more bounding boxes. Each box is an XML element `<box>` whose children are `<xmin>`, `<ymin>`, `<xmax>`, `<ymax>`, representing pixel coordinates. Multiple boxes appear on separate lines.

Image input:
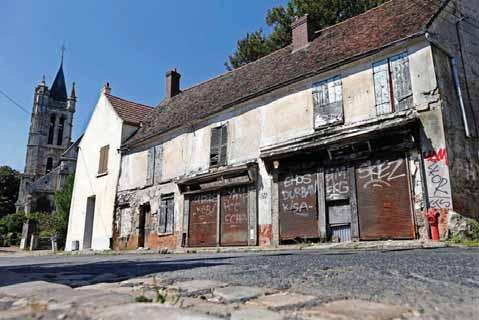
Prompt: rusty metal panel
<box><xmin>279</xmin><ymin>171</ymin><xmax>319</xmax><ymax>240</ymax></box>
<box><xmin>188</xmin><ymin>192</ymin><xmax>217</xmax><ymax>247</ymax></box>
<box><xmin>330</xmin><ymin>225</ymin><xmax>351</xmax><ymax>242</ymax></box>
<box><xmin>356</xmin><ymin>157</ymin><xmax>414</xmax><ymax>240</ymax></box>
<box><xmin>220</xmin><ymin>186</ymin><xmax>248</xmax><ymax>246</ymax></box>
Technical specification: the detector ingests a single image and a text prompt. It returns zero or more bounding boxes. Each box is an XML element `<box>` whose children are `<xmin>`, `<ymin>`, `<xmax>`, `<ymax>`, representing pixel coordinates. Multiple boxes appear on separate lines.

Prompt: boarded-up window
<box><xmin>146</xmin><ymin>145</ymin><xmax>163</xmax><ymax>185</ymax></box>
<box><xmin>210</xmin><ymin>125</ymin><xmax>227</xmax><ymax>167</ymax></box>
<box><xmin>373</xmin><ymin>52</ymin><xmax>412</xmax><ymax>115</ymax></box>
<box><xmin>158</xmin><ymin>195</ymin><xmax>174</xmax><ymax>234</ymax></box>
<box><xmin>98</xmin><ymin>145</ymin><xmax>109</xmax><ymax>175</ymax></box>
<box><xmin>313</xmin><ymin>76</ymin><xmax>343</xmax><ymax>128</ymax></box>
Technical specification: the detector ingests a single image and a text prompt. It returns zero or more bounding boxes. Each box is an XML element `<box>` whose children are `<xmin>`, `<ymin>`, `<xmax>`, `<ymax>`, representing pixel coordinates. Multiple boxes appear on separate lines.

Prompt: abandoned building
<box><xmin>65</xmin><ymin>84</ymin><xmax>152</xmax><ymax>251</ymax></box>
<box><xmin>65</xmin><ymin>0</ymin><xmax>479</xmax><ymax>251</ymax></box>
<box><xmin>16</xmin><ymin>57</ymin><xmax>79</xmax><ymax>249</ymax></box>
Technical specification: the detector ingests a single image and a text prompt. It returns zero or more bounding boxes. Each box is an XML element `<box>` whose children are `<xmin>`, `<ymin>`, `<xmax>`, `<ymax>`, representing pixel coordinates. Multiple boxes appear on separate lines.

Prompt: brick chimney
<box><xmin>291</xmin><ymin>15</ymin><xmax>313</xmax><ymax>51</ymax></box>
<box><xmin>166</xmin><ymin>69</ymin><xmax>181</xmax><ymax>98</ymax></box>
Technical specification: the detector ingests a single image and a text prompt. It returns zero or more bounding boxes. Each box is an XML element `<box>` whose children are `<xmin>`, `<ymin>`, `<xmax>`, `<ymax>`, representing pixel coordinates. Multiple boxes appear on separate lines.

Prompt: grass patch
<box><xmin>135</xmin><ymin>295</ymin><xmax>153</xmax><ymax>303</ymax></box>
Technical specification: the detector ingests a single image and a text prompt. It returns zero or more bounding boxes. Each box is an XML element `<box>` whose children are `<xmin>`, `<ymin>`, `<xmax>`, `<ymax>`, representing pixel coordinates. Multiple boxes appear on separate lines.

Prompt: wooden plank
<box><xmin>317</xmin><ymin>169</ymin><xmax>327</xmax><ymax>241</ymax></box>
<box><xmin>348</xmin><ymin>165</ymin><xmax>359</xmax><ymax>240</ymax></box>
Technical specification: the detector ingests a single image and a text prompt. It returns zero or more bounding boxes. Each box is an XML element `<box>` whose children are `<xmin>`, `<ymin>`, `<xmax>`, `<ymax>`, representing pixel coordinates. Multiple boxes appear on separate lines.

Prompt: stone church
<box><xmin>16</xmin><ymin>58</ymin><xmax>79</xmax><ymax>216</ymax></box>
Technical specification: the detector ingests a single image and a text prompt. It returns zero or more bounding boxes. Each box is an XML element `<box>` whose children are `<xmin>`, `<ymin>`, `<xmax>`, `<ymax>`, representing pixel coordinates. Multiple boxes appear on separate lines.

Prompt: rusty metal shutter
<box><xmin>356</xmin><ymin>157</ymin><xmax>414</xmax><ymax>240</ymax></box>
<box><xmin>279</xmin><ymin>171</ymin><xmax>319</xmax><ymax>240</ymax></box>
<box><xmin>188</xmin><ymin>192</ymin><xmax>217</xmax><ymax>247</ymax></box>
<box><xmin>220</xmin><ymin>186</ymin><xmax>248</xmax><ymax>246</ymax></box>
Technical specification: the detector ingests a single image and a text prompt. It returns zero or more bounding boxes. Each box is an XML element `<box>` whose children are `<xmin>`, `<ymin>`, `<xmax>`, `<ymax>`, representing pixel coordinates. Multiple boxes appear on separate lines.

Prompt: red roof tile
<box><xmin>106</xmin><ymin>94</ymin><xmax>153</xmax><ymax>126</ymax></box>
<box><xmin>128</xmin><ymin>0</ymin><xmax>445</xmax><ymax>146</ymax></box>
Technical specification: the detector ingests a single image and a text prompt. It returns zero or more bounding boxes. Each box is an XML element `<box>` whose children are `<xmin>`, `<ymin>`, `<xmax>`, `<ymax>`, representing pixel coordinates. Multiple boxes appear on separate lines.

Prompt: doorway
<box><xmin>83</xmin><ymin>196</ymin><xmax>95</xmax><ymax>249</ymax></box>
<box><xmin>138</xmin><ymin>203</ymin><xmax>150</xmax><ymax>248</ymax></box>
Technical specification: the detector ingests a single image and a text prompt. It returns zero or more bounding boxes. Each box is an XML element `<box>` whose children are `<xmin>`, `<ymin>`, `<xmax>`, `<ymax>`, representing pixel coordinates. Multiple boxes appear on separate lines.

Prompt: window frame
<box><xmin>312</xmin><ymin>75</ymin><xmax>344</xmax><ymax>129</ymax></box>
<box><xmin>97</xmin><ymin>145</ymin><xmax>109</xmax><ymax>177</ymax></box>
<box><xmin>373</xmin><ymin>52</ymin><xmax>413</xmax><ymax>116</ymax></box>
<box><xmin>209</xmin><ymin>124</ymin><xmax>228</xmax><ymax>167</ymax></box>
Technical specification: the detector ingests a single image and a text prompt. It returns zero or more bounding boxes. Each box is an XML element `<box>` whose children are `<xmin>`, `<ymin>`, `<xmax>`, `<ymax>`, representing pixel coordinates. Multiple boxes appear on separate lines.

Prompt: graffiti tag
<box><xmin>357</xmin><ymin>159</ymin><xmax>405</xmax><ymax>189</ymax></box>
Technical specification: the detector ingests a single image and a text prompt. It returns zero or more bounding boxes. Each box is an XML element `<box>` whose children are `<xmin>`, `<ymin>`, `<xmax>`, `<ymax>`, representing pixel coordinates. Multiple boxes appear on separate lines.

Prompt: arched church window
<box><xmin>46</xmin><ymin>157</ymin><xmax>53</xmax><ymax>174</ymax></box>
<box><xmin>57</xmin><ymin>116</ymin><xmax>65</xmax><ymax>146</ymax></box>
<box><xmin>47</xmin><ymin>114</ymin><xmax>56</xmax><ymax>144</ymax></box>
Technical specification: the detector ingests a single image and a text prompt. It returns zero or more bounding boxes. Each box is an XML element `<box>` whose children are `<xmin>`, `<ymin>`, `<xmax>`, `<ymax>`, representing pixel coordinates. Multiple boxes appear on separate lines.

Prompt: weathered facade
<box><xmin>65</xmin><ymin>84</ymin><xmax>152</xmax><ymax>251</ymax></box>
<box><xmin>73</xmin><ymin>0</ymin><xmax>478</xmax><ymax>251</ymax></box>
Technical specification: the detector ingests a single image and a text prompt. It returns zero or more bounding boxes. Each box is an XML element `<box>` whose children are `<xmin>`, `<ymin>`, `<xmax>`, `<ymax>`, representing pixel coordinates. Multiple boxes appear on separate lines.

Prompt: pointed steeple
<box><xmin>50</xmin><ymin>62</ymin><xmax>68</xmax><ymax>101</ymax></box>
<box><xmin>50</xmin><ymin>47</ymin><xmax>68</xmax><ymax>102</ymax></box>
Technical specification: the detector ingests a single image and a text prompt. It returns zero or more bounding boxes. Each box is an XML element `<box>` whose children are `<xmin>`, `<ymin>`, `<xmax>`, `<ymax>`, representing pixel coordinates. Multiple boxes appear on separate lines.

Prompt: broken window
<box><xmin>98</xmin><ymin>145</ymin><xmax>109</xmax><ymax>175</ymax></box>
<box><xmin>373</xmin><ymin>52</ymin><xmax>412</xmax><ymax>115</ymax></box>
<box><xmin>313</xmin><ymin>76</ymin><xmax>343</xmax><ymax>129</ymax></box>
<box><xmin>146</xmin><ymin>145</ymin><xmax>163</xmax><ymax>186</ymax></box>
<box><xmin>158</xmin><ymin>195</ymin><xmax>174</xmax><ymax>234</ymax></box>
<box><xmin>210</xmin><ymin>125</ymin><xmax>228</xmax><ymax>167</ymax></box>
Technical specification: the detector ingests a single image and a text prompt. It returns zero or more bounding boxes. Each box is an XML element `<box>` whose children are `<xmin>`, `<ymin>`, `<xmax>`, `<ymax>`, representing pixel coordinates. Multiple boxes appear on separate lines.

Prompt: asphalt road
<box><xmin>1</xmin><ymin>247</ymin><xmax>478</xmax><ymax>319</ymax></box>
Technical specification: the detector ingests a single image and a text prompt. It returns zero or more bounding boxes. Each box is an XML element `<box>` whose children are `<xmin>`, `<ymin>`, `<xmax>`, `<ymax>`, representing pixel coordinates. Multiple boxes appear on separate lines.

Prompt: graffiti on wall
<box><xmin>326</xmin><ymin>166</ymin><xmax>349</xmax><ymax>199</ymax></box>
<box><xmin>357</xmin><ymin>159</ymin><xmax>406</xmax><ymax>189</ymax></box>
<box><xmin>280</xmin><ymin>173</ymin><xmax>317</xmax><ymax>216</ymax></box>
<box><xmin>424</xmin><ymin>148</ymin><xmax>452</xmax><ymax>209</ymax></box>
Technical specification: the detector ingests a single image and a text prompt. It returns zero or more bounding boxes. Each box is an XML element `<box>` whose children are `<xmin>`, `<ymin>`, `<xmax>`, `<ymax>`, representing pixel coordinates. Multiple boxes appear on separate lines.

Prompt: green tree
<box><xmin>0</xmin><ymin>166</ymin><xmax>21</xmax><ymax>218</ymax></box>
<box><xmin>226</xmin><ymin>0</ymin><xmax>387</xmax><ymax>69</ymax></box>
<box><xmin>53</xmin><ymin>175</ymin><xmax>74</xmax><ymax>248</ymax></box>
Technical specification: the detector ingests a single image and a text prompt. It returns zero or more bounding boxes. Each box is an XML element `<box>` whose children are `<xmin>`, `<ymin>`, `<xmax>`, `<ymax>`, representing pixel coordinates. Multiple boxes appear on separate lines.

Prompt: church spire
<box><xmin>50</xmin><ymin>46</ymin><xmax>68</xmax><ymax>102</ymax></box>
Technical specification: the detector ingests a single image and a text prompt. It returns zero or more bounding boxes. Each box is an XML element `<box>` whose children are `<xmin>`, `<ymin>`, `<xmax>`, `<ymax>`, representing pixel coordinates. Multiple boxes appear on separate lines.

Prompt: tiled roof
<box><xmin>106</xmin><ymin>94</ymin><xmax>153</xmax><ymax>126</ymax></box>
<box><xmin>128</xmin><ymin>0</ymin><xmax>445</xmax><ymax>146</ymax></box>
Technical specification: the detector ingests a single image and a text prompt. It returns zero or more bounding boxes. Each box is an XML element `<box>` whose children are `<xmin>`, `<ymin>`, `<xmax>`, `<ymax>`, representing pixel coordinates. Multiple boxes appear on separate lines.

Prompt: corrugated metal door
<box><xmin>356</xmin><ymin>156</ymin><xmax>414</xmax><ymax>240</ymax></box>
<box><xmin>279</xmin><ymin>171</ymin><xmax>319</xmax><ymax>240</ymax></box>
<box><xmin>220</xmin><ymin>186</ymin><xmax>248</xmax><ymax>246</ymax></box>
<box><xmin>188</xmin><ymin>192</ymin><xmax>217</xmax><ymax>247</ymax></box>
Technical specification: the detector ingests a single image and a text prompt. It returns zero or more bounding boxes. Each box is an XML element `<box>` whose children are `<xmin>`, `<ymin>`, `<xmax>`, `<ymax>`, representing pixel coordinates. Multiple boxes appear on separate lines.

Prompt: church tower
<box><xmin>16</xmin><ymin>56</ymin><xmax>76</xmax><ymax>213</ymax></box>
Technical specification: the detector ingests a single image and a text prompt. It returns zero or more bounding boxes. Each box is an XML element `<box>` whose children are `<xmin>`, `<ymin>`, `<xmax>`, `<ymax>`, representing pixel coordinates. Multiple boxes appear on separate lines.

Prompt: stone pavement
<box><xmin>0</xmin><ymin>277</ymin><xmax>418</xmax><ymax>320</ymax></box>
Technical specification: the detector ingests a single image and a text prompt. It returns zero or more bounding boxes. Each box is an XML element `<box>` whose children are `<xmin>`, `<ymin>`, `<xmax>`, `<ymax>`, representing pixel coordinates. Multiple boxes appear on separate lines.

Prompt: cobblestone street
<box><xmin>0</xmin><ymin>247</ymin><xmax>478</xmax><ymax>319</ymax></box>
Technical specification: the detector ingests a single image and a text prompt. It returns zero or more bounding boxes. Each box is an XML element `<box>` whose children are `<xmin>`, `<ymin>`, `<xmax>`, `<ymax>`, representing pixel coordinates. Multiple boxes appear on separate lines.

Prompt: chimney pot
<box><xmin>166</xmin><ymin>69</ymin><xmax>181</xmax><ymax>98</ymax></box>
<box><xmin>291</xmin><ymin>15</ymin><xmax>313</xmax><ymax>51</ymax></box>
<box><xmin>103</xmin><ymin>82</ymin><xmax>111</xmax><ymax>95</ymax></box>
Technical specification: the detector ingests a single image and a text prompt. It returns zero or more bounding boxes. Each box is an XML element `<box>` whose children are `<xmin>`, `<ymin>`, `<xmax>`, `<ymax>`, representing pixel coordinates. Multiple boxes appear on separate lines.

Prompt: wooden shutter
<box><xmin>98</xmin><ymin>145</ymin><xmax>109</xmax><ymax>175</ymax></box>
<box><xmin>210</xmin><ymin>126</ymin><xmax>221</xmax><ymax>166</ymax></box>
<box><xmin>219</xmin><ymin>125</ymin><xmax>228</xmax><ymax>166</ymax></box>
<box><xmin>154</xmin><ymin>145</ymin><xmax>163</xmax><ymax>184</ymax></box>
<box><xmin>373</xmin><ymin>60</ymin><xmax>392</xmax><ymax>115</ymax></box>
<box><xmin>158</xmin><ymin>201</ymin><xmax>167</xmax><ymax>233</ymax></box>
<box><xmin>390</xmin><ymin>53</ymin><xmax>412</xmax><ymax>112</ymax></box>
<box><xmin>166</xmin><ymin>197</ymin><xmax>174</xmax><ymax>234</ymax></box>
<box><xmin>313</xmin><ymin>76</ymin><xmax>343</xmax><ymax>128</ymax></box>
<box><xmin>146</xmin><ymin>146</ymin><xmax>155</xmax><ymax>185</ymax></box>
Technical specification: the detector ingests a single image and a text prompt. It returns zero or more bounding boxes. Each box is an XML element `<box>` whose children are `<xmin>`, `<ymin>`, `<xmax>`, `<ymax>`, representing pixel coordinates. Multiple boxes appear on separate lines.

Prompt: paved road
<box><xmin>1</xmin><ymin>247</ymin><xmax>478</xmax><ymax>319</ymax></box>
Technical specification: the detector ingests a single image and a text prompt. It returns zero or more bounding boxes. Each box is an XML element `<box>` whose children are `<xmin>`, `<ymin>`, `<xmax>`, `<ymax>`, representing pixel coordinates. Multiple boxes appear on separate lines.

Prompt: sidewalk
<box><xmin>1</xmin><ymin>240</ymin><xmax>448</xmax><ymax>258</ymax></box>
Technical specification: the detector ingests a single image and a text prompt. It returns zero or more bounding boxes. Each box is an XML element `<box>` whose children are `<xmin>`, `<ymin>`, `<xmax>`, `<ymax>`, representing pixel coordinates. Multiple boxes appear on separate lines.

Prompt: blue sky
<box><xmin>0</xmin><ymin>0</ymin><xmax>287</xmax><ymax>171</ymax></box>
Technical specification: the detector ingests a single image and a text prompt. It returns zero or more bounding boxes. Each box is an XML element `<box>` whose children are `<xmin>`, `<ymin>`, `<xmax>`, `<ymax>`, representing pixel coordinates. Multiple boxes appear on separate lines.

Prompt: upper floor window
<box><xmin>373</xmin><ymin>52</ymin><xmax>412</xmax><ymax>115</ymax></box>
<box><xmin>146</xmin><ymin>145</ymin><xmax>163</xmax><ymax>186</ymax></box>
<box><xmin>98</xmin><ymin>145</ymin><xmax>109</xmax><ymax>176</ymax></box>
<box><xmin>56</xmin><ymin>116</ymin><xmax>65</xmax><ymax>146</ymax></box>
<box><xmin>313</xmin><ymin>76</ymin><xmax>343</xmax><ymax>129</ymax></box>
<box><xmin>158</xmin><ymin>194</ymin><xmax>174</xmax><ymax>234</ymax></box>
<box><xmin>47</xmin><ymin>114</ymin><xmax>56</xmax><ymax>144</ymax></box>
<box><xmin>210</xmin><ymin>125</ymin><xmax>228</xmax><ymax>167</ymax></box>
<box><xmin>46</xmin><ymin>157</ymin><xmax>53</xmax><ymax>174</ymax></box>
